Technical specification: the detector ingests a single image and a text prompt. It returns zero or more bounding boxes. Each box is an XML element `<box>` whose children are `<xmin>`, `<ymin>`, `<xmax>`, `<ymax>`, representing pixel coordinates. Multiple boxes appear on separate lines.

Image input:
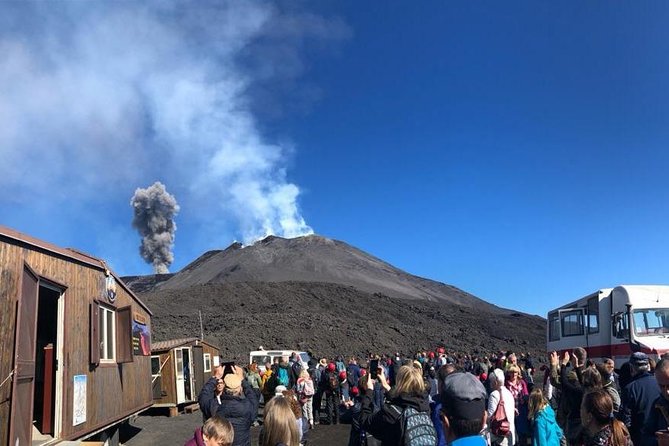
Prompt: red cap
<box><xmin>339</xmin><ymin>371</ymin><xmax>347</xmax><ymax>380</ymax></box>
<box><xmin>428</xmin><ymin>352</ymin><xmax>435</xmax><ymax>359</ymax></box>
<box><xmin>350</xmin><ymin>386</ymin><xmax>359</xmax><ymax>396</ymax></box>
<box><xmin>327</xmin><ymin>362</ymin><xmax>336</xmax><ymax>372</ymax></box>
<box><xmin>360</xmin><ymin>369</ymin><xmax>367</xmax><ymax>376</ymax></box>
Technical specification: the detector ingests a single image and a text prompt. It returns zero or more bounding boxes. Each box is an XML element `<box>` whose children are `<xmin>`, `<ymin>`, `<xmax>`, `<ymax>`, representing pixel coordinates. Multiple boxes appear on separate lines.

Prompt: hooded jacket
<box><xmin>213</xmin><ymin>380</ymin><xmax>258</xmax><ymax>446</ymax></box>
<box><xmin>532</xmin><ymin>405</ymin><xmax>563</xmax><ymax>446</ymax></box>
<box><xmin>360</xmin><ymin>390</ymin><xmax>431</xmax><ymax>446</ymax></box>
<box><xmin>183</xmin><ymin>427</ymin><xmax>205</xmax><ymax>446</ymax></box>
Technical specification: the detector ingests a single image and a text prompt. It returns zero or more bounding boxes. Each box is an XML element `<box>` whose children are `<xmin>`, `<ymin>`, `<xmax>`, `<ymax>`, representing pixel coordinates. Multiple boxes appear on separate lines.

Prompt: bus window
<box><xmin>633</xmin><ymin>308</ymin><xmax>669</xmax><ymax>335</ymax></box>
<box><xmin>587</xmin><ymin>297</ymin><xmax>599</xmax><ymax>334</ymax></box>
<box><xmin>613</xmin><ymin>313</ymin><xmax>629</xmax><ymax>339</ymax></box>
<box><xmin>549</xmin><ymin>312</ymin><xmax>560</xmax><ymax>341</ymax></box>
<box><xmin>561</xmin><ymin>310</ymin><xmax>584</xmax><ymax>337</ymax></box>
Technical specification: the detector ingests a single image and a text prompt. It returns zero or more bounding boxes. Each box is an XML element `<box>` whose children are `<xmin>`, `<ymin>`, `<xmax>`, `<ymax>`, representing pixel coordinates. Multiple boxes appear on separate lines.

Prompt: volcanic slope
<box><xmin>124</xmin><ymin>234</ymin><xmax>546</xmax><ymax>361</ymax></box>
<box><xmin>126</xmin><ymin>234</ymin><xmax>502</xmax><ymax>311</ymax></box>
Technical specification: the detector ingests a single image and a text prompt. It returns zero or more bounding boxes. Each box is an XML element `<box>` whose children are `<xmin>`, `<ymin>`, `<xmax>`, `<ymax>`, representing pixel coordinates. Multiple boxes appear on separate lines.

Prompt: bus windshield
<box><xmin>633</xmin><ymin>308</ymin><xmax>669</xmax><ymax>336</ymax></box>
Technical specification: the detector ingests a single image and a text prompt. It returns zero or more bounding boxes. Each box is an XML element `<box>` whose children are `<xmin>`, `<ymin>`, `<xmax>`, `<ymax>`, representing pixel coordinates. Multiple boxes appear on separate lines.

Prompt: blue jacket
<box><xmin>532</xmin><ymin>405</ymin><xmax>563</xmax><ymax>446</ymax></box>
<box><xmin>429</xmin><ymin>396</ymin><xmax>447</xmax><ymax>446</ymax></box>
<box><xmin>621</xmin><ymin>372</ymin><xmax>660</xmax><ymax>446</ymax></box>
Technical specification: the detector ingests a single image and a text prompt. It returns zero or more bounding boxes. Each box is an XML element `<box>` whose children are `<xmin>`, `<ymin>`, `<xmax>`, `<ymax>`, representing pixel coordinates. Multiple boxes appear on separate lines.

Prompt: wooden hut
<box><xmin>151</xmin><ymin>338</ymin><xmax>220</xmax><ymax>416</ymax></box>
<box><xmin>0</xmin><ymin>225</ymin><xmax>153</xmax><ymax>445</ymax></box>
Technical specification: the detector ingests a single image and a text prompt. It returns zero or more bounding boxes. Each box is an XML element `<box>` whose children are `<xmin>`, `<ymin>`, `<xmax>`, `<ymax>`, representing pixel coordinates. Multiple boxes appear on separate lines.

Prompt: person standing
<box><xmin>528</xmin><ymin>388</ymin><xmax>563</xmax><ymax>446</ymax></box>
<box><xmin>208</xmin><ymin>366</ymin><xmax>258</xmax><ymax>446</ymax></box>
<box><xmin>488</xmin><ymin>368</ymin><xmax>516</xmax><ymax>446</ymax></box>
<box><xmin>620</xmin><ymin>352</ymin><xmax>659</xmax><ymax>446</ymax></box>
<box><xmin>296</xmin><ymin>369</ymin><xmax>315</xmax><ymax>429</ymax></box>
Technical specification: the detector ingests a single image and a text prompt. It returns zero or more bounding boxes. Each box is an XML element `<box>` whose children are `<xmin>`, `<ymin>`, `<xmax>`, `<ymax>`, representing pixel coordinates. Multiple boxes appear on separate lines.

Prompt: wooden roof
<box><xmin>0</xmin><ymin>224</ymin><xmax>153</xmax><ymax>316</ymax></box>
<box><xmin>151</xmin><ymin>337</ymin><xmax>219</xmax><ymax>352</ymax></box>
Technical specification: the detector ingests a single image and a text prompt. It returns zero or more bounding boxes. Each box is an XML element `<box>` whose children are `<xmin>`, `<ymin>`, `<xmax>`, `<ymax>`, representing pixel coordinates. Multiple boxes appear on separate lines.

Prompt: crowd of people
<box><xmin>184</xmin><ymin>348</ymin><xmax>669</xmax><ymax>446</ymax></box>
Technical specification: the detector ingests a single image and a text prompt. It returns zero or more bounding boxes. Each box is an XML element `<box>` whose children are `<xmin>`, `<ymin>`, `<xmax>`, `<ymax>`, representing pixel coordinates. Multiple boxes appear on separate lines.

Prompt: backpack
<box><xmin>292</xmin><ymin>361</ymin><xmax>303</xmax><ymax>382</ymax></box>
<box><xmin>490</xmin><ymin>396</ymin><xmax>510</xmax><ymax>437</ymax></box>
<box><xmin>389</xmin><ymin>404</ymin><xmax>438</xmax><ymax>446</ymax></box>
<box><xmin>298</xmin><ymin>377</ymin><xmax>315</xmax><ymax>396</ymax></box>
<box><xmin>277</xmin><ymin>367</ymin><xmax>290</xmax><ymax>387</ymax></box>
<box><xmin>327</xmin><ymin>371</ymin><xmax>339</xmax><ymax>391</ymax></box>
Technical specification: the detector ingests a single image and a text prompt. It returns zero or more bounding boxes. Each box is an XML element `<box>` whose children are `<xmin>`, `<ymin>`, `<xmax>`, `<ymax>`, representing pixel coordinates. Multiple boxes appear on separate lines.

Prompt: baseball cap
<box><xmin>629</xmin><ymin>352</ymin><xmax>649</xmax><ymax>367</ymax></box>
<box><xmin>224</xmin><ymin>373</ymin><xmax>242</xmax><ymax>390</ymax></box>
<box><xmin>440</xmin><ymin>372</ymin><xmax>487</xmax><ymax>420</ymax></box>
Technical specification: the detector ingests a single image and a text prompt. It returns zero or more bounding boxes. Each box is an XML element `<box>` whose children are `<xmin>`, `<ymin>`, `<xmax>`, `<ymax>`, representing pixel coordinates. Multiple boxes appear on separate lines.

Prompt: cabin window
<box><xmin>204</xmin><ymin>353</ymin><xmax>212</xmax><ymax>373</ymax></box>
<box><xmin>151</xmin><ymin>356</ymin><xmax>161</xmax><ymax>379</ymax></box>
<box><xmin>561</xmin><ymin>310</ymin><xmax>584</xmax><ymax>337</ymax></box>
<box><xmin>548</xmin><ymin>312</ymin><xmax>560</xmax><ymax>341</ymax></box>
<box><xmin>99</xmin><ymin>305</ymin><xmax>116</xmax><ymax>361</ymax></box>
<box><xmin>587</xmin><ymin>297</ymin><xmax>599</xmax><ymax>334</ymax></box>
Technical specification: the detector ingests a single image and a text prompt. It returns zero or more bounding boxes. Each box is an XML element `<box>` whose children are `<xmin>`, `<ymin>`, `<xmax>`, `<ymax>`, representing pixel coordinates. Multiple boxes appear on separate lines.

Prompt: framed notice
<box><xmin>73</xmin><ymin>375</ymin><xmax>87</xmax><ymax>426</ymax></box>
<box><xmin>132</xmin><ymin>320</ymin><xmax>151</xmax><ymax>355</ymax></box>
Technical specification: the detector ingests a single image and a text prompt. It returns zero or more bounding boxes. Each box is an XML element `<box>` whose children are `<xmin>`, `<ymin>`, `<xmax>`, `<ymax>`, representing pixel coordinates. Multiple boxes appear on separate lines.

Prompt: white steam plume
<box><xmin>131</xmin><ymin>182</ymin><xmax>179</xmax><ymax>274</ymax></box>
<box><xmin>0</xmin><ymin>2</ymin><xmax>349</xmax><ymax>248</ymax></box>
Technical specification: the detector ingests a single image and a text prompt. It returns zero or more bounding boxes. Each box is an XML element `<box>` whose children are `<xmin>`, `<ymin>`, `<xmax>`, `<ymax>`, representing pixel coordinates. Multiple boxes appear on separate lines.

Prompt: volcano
<box><xmin>123</xmin><ymin>234</ymin><xmax>546</xmax><ymax>362</ymax></box>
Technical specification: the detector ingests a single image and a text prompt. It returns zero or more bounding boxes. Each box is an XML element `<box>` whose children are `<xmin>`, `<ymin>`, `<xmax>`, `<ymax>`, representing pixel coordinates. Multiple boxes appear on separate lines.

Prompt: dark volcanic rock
<box><xmin>129</xmin><ymin>234</ymin><xmax>505</xmax><ymax>312</ymax></box>
<box><xmin>139</xmin><ymin>281</ymin><xmax>546</xmax><ymax>363</ymax></box>
<box><xmin>123</xmin><ymin>234</ymin><xmax>547</xmax><ymax>363</ymax></box>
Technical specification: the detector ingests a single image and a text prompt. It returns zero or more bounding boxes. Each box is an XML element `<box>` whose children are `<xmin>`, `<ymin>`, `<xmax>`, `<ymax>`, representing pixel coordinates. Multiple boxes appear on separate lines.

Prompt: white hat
<box><xmin>274</xmin><ymin>385</ymin><xmax>287</xmax><ymax>397</ymax></box>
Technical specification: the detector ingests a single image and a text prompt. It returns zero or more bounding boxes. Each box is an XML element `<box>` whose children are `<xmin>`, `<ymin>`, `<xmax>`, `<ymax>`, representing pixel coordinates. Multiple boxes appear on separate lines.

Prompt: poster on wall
<box><xmin>73</xmin><ymin>375</ymin><xmax>86</xmax><ymax>426</ymax></box>
<box><xmin>132</xmin><ymin>313</ymin><xmax>151</xmax><ymax>355</ymax></box>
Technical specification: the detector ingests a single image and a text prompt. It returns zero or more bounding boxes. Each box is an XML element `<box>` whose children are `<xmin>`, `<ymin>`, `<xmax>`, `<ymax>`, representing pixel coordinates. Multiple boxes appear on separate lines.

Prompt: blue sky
<box><xmin>1</xmin><ymin>1</ymin><xmax>668</xmax><ymax>317</ymax></box>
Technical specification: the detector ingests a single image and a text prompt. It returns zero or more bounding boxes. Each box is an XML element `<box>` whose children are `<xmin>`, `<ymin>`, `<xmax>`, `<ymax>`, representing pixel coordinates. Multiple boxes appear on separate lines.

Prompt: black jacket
<box><xmin>200</xmin><ymin>377</ymin><xmax>258</xmax><ymax>446</ymax></box>
<box><xmin>359</xmin><ymin>389</ymin><xmax>430</xmax><ymax>446</ymax></box>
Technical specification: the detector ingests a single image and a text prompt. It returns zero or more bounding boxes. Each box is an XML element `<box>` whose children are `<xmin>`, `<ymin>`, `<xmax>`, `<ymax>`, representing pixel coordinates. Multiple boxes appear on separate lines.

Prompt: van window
<box><xmin>548</xmin><ymin>312</ymin><xmax>560</xmax><ymax>341</ymax></box>
<box><xmin>587</xmin><ymin>297</ymin><xmax>599</xmax><ymax>334</ymax></box>
<box><xmin>251</xmin><ymin>355</ymin><xmax>271</xmax><ymax>366</ymax></box>
<box><xmin>561</xmin><ymin>310</ymin><xmax>584</xmax><ymax>337</ymax></box>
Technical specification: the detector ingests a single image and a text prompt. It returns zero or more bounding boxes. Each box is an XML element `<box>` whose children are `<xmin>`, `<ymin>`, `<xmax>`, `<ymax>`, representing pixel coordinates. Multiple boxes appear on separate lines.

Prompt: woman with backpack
<box><xmin>359</xmin><ymin>364</ymin><xmax>436</xmax><ymax>446</ymax></box>
<box><xmin>488</xmin><ymin>368</ymin><xmax>516</xmax><ymax>446</ymax></box>
<box><xmin>296</xmin><ymin>369</ymin><xmax>315</xmax><ymax>429</ymax></box>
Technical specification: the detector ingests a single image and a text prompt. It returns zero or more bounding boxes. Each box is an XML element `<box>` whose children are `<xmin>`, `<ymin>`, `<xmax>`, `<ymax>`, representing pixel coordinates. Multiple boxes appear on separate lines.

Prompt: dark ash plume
<box><xmin>130</xmin><ymin>182</ymin><xmax>180</xmax><ymax>273</ymax></box>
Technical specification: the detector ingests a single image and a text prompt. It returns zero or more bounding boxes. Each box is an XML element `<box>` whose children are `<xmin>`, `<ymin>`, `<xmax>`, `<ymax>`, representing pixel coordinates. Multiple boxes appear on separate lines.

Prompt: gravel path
<box><xmin>121</xmin><ymin>408</ymin><xmax>351</xmax><ymax>446</ymax></box>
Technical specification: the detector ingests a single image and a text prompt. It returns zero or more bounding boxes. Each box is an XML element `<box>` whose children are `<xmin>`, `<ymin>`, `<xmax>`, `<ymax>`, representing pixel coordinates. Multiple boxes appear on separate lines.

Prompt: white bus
<box><xmin>546</xmin><ymin>285</ymin><xmax>669</xmax><ymax>368</ymax></box>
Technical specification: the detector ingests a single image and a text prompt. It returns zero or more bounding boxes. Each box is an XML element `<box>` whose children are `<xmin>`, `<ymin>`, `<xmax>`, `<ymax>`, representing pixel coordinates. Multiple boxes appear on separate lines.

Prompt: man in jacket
<box><xmin>439</xmin><ymin>372</ymin><xmax>488</xmax><ymax>446</ymax></box>
<box><xmin>620</xmin><ymin>352</ymin><xmax>660</xmax><ymax>446</ymax></box>
<box><xmin>200</xmin><ymin>365</ymin><xmax>258</xmax><ymax>446</ymax></box>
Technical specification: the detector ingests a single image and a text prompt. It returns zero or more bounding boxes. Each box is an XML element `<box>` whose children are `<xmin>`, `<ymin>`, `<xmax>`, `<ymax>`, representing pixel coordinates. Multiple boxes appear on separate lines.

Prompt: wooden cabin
<box><xmin>0</xmin><ymin>225</ymin><xmax>153</xmax><ymax>445</ymax></box>
<box><xmin>151</xmin><ymin>338</ymin><xmax>220</xmax><ymax>416</ymax></box>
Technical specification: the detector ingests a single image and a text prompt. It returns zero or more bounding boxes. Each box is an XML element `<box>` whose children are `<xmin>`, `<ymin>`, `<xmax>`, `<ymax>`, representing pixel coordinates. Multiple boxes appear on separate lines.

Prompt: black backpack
<box><xmin>388</xmin><ymin>404</ymin><xmax>438</xmax><ymax>446</ymax></box>
<box><xmin>327</xmin><ymin>371</ymin><xmax>339</xmax><ymax>391</ymax></box>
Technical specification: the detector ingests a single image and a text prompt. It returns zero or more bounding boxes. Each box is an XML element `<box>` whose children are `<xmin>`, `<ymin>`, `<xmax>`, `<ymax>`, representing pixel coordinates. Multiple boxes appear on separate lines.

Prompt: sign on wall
<box><xmin>73</xmin><ymin>375</ymin><xmax>87</xmax><ymax>426</ymax></box>
<box><xmin>132</xmin><ymin>313</ymin><xmax>151</xmax><ymax>355</ymax></box>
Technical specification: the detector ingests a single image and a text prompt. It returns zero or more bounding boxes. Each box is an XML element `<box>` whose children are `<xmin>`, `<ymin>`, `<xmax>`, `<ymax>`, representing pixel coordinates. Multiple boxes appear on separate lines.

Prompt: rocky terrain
<box><xmin>123</xmin><ymin>234</ymin><xmax>547</xmax><ymax>363</ymax></box>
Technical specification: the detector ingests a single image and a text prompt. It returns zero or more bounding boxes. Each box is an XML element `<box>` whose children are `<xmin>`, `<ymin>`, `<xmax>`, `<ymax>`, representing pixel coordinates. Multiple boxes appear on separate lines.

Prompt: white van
<box><xmin>249</xmin><ymin>349</ymin><xmax>311</xmax><ymax>373</ymax></box>
<box><xmin>546</xmin><ymin>285</ymin><xmax>669</xmax><ymax>367</ymax></box>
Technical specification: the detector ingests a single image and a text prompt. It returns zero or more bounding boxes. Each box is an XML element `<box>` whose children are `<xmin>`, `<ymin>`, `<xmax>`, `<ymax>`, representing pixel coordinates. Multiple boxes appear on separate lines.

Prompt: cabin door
<box><xmin>192</xmin><ymin>345</ymin><xmax>204</xmax><ymax>397</ymax></box>
<box><xmin>9</xmin><ymin>265</ymin><xmax>39</xmax><ymax>446</ymax></box>
<box><xmin>175</xmin><ymin>348</ymin><xmax>194</xmax><ymax>403</ymax></box>
<box><xmin>33</xmin><ymin>284</ymin><xmax>63</xmax><ymax>438</ymax></box>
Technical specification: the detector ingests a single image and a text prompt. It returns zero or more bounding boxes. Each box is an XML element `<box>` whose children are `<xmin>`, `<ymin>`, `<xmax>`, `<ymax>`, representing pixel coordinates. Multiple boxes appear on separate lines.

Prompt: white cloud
<box><xmin>0</xmin><ymin>1</ymin><xmax>348</xmax><ymax>249</ymax></box>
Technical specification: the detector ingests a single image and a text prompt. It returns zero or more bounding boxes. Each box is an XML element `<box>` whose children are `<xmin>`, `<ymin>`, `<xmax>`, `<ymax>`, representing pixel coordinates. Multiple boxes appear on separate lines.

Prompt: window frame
<box><xmin>587</xmin><ymin>296</ymin><xmax>600</xmax><ymax>334</ymax></box>
<box><xmin>204</xmin><ymin>353</ymin><xmax>212</xmax><ymax>373</ymax></box>
<box><xmin>151</xmin><ymin>355</ymin><xmax>161</xmax><ymax>379</ymax></box>
<box><xmin>99</xmin><ymin>304</ymin><xmax>116</xmax><ymax>362</ymax></box>
<box><xmin>548</xmin><ymin>312</ymin><xmax>560</xmax><ymax>341</ymax></box>
<box><xmin>560</xmin><ymin>309</ymin><xmax>585</xmax><ymax>337</ymax></box>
